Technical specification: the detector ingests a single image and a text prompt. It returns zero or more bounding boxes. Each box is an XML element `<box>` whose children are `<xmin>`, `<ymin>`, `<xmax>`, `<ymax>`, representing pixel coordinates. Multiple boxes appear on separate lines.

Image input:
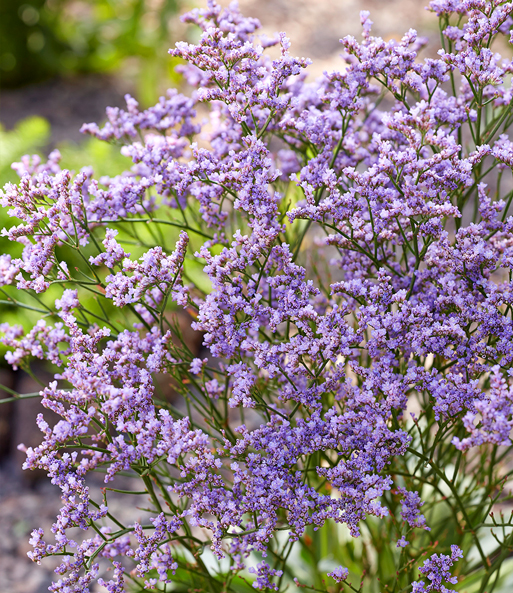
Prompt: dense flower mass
<box><xmin>1</xmin><ymin>0</ymin><xmax>513</xmax><ymax>591</ymax></box>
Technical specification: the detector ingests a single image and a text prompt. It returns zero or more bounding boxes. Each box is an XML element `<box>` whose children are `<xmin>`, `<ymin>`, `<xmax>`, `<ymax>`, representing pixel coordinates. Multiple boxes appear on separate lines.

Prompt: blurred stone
<box><xmin>10</xmin><ymin>365</ymin><xmax>58</xmax><ymax>484</ymax></box>
<box><xmin>155</xmin><ymin>309</ymin><xmax>206</xmax><ymax>403</ymax></box>
<box><xmin>171</xmin><ymin>309</ymin><xmax>205</xmax><ymax>356</ymax></box>
<box><xmin>0</xmin><ymin>367</ymin><xmax>16</xmax><ymax>460</ymax></box>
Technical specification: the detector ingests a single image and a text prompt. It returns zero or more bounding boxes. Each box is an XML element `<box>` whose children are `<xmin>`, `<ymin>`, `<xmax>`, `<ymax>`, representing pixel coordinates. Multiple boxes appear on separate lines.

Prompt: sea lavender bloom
<box><xmin>397</xmin><ymin>487</ymin><xmax>431</xmax><ymax>531</ymax></box>
<box><xmin>328</xmin><ymin>566</ymin><xmax>349</xmax><ymax>582</ymax></box>
<box><xmin>412</xmin><ymin>546</ymin><xmax>463</xmax><ymax>592</ymax></box>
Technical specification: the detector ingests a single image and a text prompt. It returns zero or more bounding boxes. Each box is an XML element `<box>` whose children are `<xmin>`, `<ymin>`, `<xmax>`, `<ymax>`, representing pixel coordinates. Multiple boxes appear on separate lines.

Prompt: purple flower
<box><xmin>105</xmin><ymin>231</ymin><xmax>189</xmax><ymax>315</ymax></box>
<box><xmin>89</xmin><ymin>228</ymin><xmax>130</xmax><ymax>268</ymax></box>
<box><xmin>328</xmin><ymin>566</ymin><xmax>349</xmax><ymax>582</ymax></box>
<box><xmin>249</xmin><ymin>561</ymin><xmax>283</xmax><ymax>591</ymax></box>
<box><xmin>413</xmin><ymin>545</ymin><xmax>463</xmax><ymax>592</ymax></box>
<box><xmin>397</xmin><ymin>487</ymin><xmax>430</xmax><ymax>531</ymax></box>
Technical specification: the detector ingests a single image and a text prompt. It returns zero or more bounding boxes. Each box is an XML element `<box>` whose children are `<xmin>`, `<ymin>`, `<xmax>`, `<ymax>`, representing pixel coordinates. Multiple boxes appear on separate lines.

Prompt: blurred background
<box><xmin>0</xmin><ymin>0</ymin><xmax>436</xmax><ymax>171</ymax></box>
<box><xmin>0</xmin><ymin>1</ymin><xmax>437</xmax><ymax>591</ymax></box>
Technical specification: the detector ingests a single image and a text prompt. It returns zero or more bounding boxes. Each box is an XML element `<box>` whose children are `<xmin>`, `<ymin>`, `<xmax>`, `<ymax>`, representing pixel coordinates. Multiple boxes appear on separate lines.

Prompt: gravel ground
<box><xmin>0</xmin><ymin>74</ymin><xmax>133</xmax><ymax>148</ymax></box>
<box><xmin>238</xmin><ymin>0</ymin><xmax>439</xmax><ymax>75</ymax></box>
<box><xmin>0</xmin><ymin>464</ymin><xmax>62</xmax><ymax>593</ymax></box>
<box><xmin>0</xmin><ymin>2</ymin><xmax>436</xmax><ymax>591</ymax></box>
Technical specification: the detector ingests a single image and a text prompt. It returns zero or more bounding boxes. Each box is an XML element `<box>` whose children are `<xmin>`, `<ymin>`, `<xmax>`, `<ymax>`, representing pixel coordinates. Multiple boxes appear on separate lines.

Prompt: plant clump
<box><xmin>2</xmin><ymin>1</ymin><xmax>513</xmax><ymax>591</ymax></box>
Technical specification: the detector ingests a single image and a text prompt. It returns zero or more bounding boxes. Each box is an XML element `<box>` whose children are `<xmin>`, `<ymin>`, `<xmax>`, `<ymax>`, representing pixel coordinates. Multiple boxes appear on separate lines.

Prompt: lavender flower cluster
<box><xmin>1</xmin><ymin>0</ymin><xmax>513</xmax><ymax>591</ymax></box>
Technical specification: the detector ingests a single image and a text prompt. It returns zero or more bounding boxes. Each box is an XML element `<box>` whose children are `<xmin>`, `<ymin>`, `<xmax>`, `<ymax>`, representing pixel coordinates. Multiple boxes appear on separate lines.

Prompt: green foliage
<box><xmin>0</xmin><ymin>118</ymin><xmax>52</xmax><ymax>343</ymax></box>
<box><xmin>0</xmin><ymin>0</ymin><xmax>69</xmax><ymax>87</ymax></box>
<box><xmin>0</xmin><ymin>116</ymin><xmax>52</xmax><ymax>294</ymax></box>
<box><xmin>0</xmin><ymin>0</ymin><xmax>184</xmax><ymax>103</ymax></box>
<box><xmin>58</xmin><ymin>135</ymin><xmax>132</xmax><ymax>178</ymax></box>
<box><xmin>0</xmin><ymin>116</ymin><xmax>133</xmax><ymax>342</ymax></box>
<box><xmin>0</xmin><ymin>116</ymin><xmax>50</xmax><ymax>187</ymax></box>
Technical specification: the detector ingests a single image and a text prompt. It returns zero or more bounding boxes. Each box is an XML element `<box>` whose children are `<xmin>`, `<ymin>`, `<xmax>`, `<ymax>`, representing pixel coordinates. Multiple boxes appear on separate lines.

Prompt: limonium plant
<box><xmin>1</xmin><ymin>1</ymin><xmax>513</xmax><ymax>591</ymax></box>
